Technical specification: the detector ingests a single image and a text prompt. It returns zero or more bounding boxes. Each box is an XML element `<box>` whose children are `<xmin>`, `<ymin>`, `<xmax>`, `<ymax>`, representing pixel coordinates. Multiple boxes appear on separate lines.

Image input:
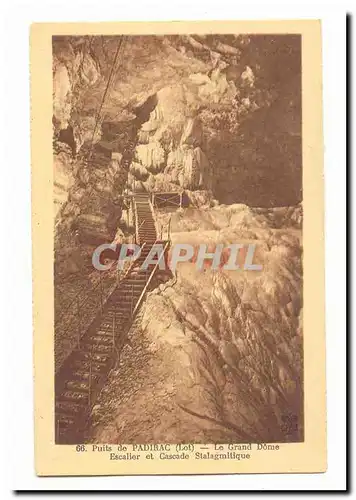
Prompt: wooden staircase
<box><xmin>55</xmin><ymin>193</ymin><xmax>169</xmax><ymax>444</ymax></box>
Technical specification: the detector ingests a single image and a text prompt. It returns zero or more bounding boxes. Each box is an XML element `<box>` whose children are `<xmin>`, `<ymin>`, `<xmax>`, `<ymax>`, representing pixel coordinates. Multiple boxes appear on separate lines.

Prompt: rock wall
<box><xmin>53</xmin><ymin>35</ymin><xmax>302</xmax><ymax>277</ymax></box>
<box><xmin>142</xmin><ymin>204</ymin><xmax>303</xmax><ymax>442</ymax></box>
<box><xmin>91</xmin><ymin>203</ymin><xmax>303</xmax><ymax>443</ymax></box>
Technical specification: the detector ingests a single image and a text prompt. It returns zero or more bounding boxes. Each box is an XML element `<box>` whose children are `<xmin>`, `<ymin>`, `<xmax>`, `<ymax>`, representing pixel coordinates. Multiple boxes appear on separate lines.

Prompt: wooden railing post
<box><xmin>132</xmin><ymin>241</ymin><xmax>169</xmax><ymax>318</ymax></box>
<box><xmin>134</xmin><ymin>199</ymin><xmax>138</xmax><ymax>244</ymax></box>
<box><xmin>77</xmin><ymin>297</ymin><xmax>81</xmax><ymax>349</ymax></box>
<box><xmin>148</xmin><ymin>196</ymin><xmax>159</xmax><ymax>237</ymax></box>
<box><xmin>131</xmin><ymin>283</ymin><xmax>134</xmax><ymax>317</ymax></box>
<box><xmin>167</xmin><ymin>216</ymin><xmax>171</xmax><ymax>242</ymax></box>
<box><xmin>56</xmin><ymin>417</ymin><xmax>60</xmax><ymax>444</ymax></box>
<box><xmin>112</xmin><ymin>307</ymin><xmax>115</xmax><ymax>352</ymax></box>
<box><xmin>88</xmin><ymin>347</ymin><xmax>92</xmax><ymax>408</ymax></box>
<box><xmin>99</xmin><ymin>273</ymin><xmax>103</xmax><ymax>313</ymax></box>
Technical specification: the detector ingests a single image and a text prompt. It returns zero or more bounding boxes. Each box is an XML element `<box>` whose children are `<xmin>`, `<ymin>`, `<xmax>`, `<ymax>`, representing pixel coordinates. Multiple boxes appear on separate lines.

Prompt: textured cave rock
<box><xmin>89</xmin><ymin>203</ymin><xmax>303</xmax><ymax>444</ymax></box>
<box><xmin>53</xmin><ymin>34</ymin><xmax>301</xmax><ymax>276</ymax></box>
<box><xmin>53</xmin><ymin>36</ymin><xmax>304</xmax><ymax>442</ymax></box>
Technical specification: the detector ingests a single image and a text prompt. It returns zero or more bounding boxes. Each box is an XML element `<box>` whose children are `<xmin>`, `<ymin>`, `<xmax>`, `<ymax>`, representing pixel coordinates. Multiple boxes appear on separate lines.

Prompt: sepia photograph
<box><xmin>52</xmin><ymin>33</ymin><xmax>304</xmax><ymax>446</ymax></box>
<box><xmin>0</xmin><ymin>0</ymin><xmax>349</xmax><ymax>490</ymax></box>
<box><xmin>28</xmin><ymin>18</ymin><xmax>328</xmax><ymax>477</ymax></box>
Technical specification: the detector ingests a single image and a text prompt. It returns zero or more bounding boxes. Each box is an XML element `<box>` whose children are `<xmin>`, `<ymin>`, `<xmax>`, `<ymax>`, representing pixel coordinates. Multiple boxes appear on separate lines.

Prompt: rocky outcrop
<box><xmin>142</xmin><ymin>206</ymin><xmax>303</xmax><ymax>442</ymax></box>
<box><xmin>53</xmin><ymin>37</ymin><xmax>101</xmax><ymax>148</ymax></box>
<box><xmin>53</xmin><ymin>34</ymin><xmax>302</xmax><ymax>278</ymax></box>
<box><xmin>129</xmin><ymin>82</ymin><xmax>223</xmax><ymax>194</ymax></box>
<box><xmin>135</xmin><ymin>143</ymin><xmax>166</xmax><ymax>174</ymax></box>
<box><xmin>91</xmin><ymin>204</ymin><xmax>303</xmax><ymax>443</ymax></box>
<box><xmin>53</xmin><ymin>144</ymin><xmax>76</xmax><ymax>219</ymax></box>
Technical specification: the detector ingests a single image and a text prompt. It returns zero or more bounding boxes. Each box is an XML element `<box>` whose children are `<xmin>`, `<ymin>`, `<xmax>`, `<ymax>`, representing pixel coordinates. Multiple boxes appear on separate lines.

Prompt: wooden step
<box><xmin>81</xmin><ymin>342</ymin><xmax>113</xmax><ymax>354</ymax></box>
<box><xmin>103</xmin><ymin>309</ymin><xmax>135</xmax><ymax>318</ymax></box>
<box><xmin>124</xmin><ymin>278</ymin><xmax>147</xmax><ymax>284</ymax></box>
<box><xmin>65</xmin><ymin>379</ymin><xmax>90</xmax><ymax>393</ymax></box>
<box><xmin>105</xmin><ymin>303</ymin><xmax>132</xmax><ymax>312</ymax></box>
<box><xmin>60</xmin><ymin>390</ymin><xmax>89</xmax><ymax>404</ymax></box>
<box><xmin>112</xmin><ymin>296</ymin><xmax>138</xmax><ymax>303</ymax></box>
<box><xmin>103</xmin><ymin>306</ymin><xmax>132</xmax><ymax>315</ymax></box>
<box><xmin>117</xmin><ymin>281</ymin><xmax>146</xmax><ymax>288</ymax></box>
<box><xmin>72</xmin><ymin>370</ymin><xmax>102</xmax><ymax>383</ymax></box>
<box><xmin>71</xmin><ymin>359</ymin><xmax>107</xmax><ymax>373</ymax></box>
<box><xmin>99</xmin><ymin>320</ymin><xmax>127</xmax><ymax>331</ymax></box>
<box><xmin>122</xmin><ymin>281</ymin><xmax>146</xmax><ymax>287</ymax></box>
<box><xmin>117</xmin><ymin>287</ymin><xmax>145</xmax><ymax>294</ymax></box>
<box><xmin>56</xmin><ymin>414</ymin><xmax>77</xmax><ymax>427</ymax></box>
<box><xmin>95</xmin><ymin>327</ymin><xmax>125</xmax><ymax>337</ymax></box>
<box><xmin>86</xmin><ymin>334</ymin><xmax>115</xmax><ymax>345</ymax></box>
<box><xmin>112</xmin><ymin>292</ymin><xmax>142</xmax><ymax>300</ymax></box>
<box><xmin>76</xmin><ymin>351</ymin><xmax>112</xmax><ymax>365</ymax></box>
<box><xmin>109</xmin><ymin>302</ymin><xmax>133</xmax><ymax>310</ymax></box>
<box><xmin>100</xmin><ymin>308</ymin><xmax>130</xmax><ymax>320</ymax></box>
<box><xmin>56</xmin><ymin>400</ymin><xmax>83</xmax><ymax>416</ymax></box>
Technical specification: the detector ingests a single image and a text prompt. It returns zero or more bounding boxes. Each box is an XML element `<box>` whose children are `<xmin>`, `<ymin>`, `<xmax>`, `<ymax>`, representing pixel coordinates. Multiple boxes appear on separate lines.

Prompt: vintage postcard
<box><xmin>31</xmin><ymin>20</ymin><xmax>325</xmax><ymax>476</ymax></box>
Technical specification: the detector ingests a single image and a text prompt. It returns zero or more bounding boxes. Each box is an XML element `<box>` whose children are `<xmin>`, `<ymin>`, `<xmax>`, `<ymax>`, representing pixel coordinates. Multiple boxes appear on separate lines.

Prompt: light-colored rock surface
<box><xmin>53</xmin><ymin>35</ymin><xmax>302</xmax><ymax>279</ymax></box>
<box><xmin>53</xmin><ymin>36</ymin><xmax>303</xmax><ymax>442</ymax></box>
<box><xmin>91</xmin><ymin>205</ymin><xmax>303</xmax><ymax>443</ymax></box>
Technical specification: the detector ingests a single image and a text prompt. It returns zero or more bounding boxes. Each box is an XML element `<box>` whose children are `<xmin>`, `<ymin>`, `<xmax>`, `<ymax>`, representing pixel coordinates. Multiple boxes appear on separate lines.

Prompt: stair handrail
<box><xmin>132</xmin><ymin>240</ymin><xmax>169</xmax><ymax>317</ymax></box>
<box><xmin>148</xmin><ymin>196</ymin><xmax>159</xmax><ymax>237</ymax></box>
<box><xmin>70</xmin><ymin>238</ymin><xmax>147</xmax><ymax>317</ymax></box>
<box><xmin>134</xmin><ymin>199</ymin><xmax>139</xmax><ymax>244</ymax></box>
<box><xmin>136</xmin><ymin>218</ymin><xmax>146</xmax><ymax>234</ymax></box>
<box><xmin>118</xmin><ymin>241</ymin><xmax>147</xmax><ymax>283</ymax></box>
<box><xmin>55</xmin><ymin>242</ymin><xmax>147</xmax><ymax>356</ymax></box>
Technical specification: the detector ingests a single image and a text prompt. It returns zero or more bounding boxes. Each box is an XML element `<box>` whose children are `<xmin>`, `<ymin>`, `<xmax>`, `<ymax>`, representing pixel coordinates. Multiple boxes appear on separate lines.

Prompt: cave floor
<box><xmin>88</xmin><ymin>313</ymin><xmax>216</xmax><ymax>444</ymax></box>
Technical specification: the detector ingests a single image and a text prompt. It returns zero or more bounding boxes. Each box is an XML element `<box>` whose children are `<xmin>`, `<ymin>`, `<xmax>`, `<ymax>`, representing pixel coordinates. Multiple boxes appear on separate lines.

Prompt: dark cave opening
<box><xmin>58</xmin><ymin>125</ymin><xmax>76</xmax><ymax>156</ymax></box>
